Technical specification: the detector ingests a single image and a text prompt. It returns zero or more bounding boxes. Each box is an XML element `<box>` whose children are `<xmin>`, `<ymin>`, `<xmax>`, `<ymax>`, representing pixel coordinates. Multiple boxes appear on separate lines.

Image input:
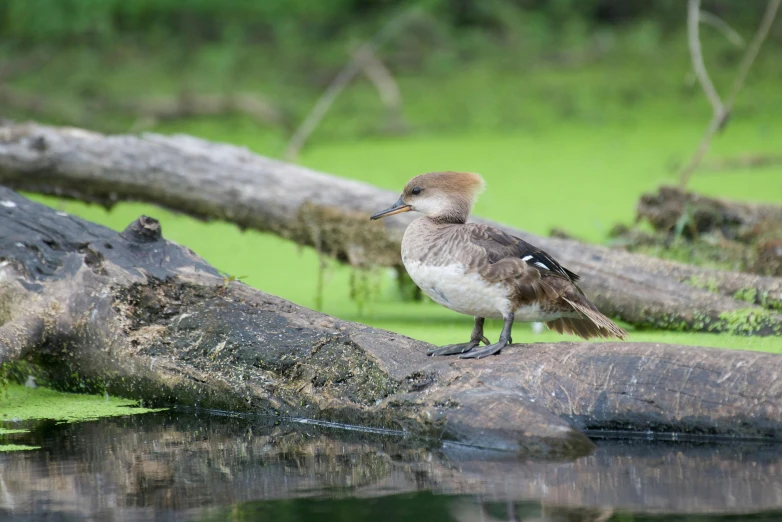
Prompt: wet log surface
<box><xmin>1</xmin><ymin>122</ymin><xmax>781</xmax><ymax>335</ymax></box>
<box><xmin>2</xmin><ymin>186</ymin><xmax>782</xmax><ymax>458</ymax></box>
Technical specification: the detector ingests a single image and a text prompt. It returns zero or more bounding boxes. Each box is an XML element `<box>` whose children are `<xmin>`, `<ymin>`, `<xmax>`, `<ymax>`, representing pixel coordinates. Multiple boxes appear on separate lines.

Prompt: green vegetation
<box><xmin>0</xmin><ymin>384</ymin><xmax>164</xmax><ymax>451</ymax></box>
<box><xmin>716</xmin><ymin>308</ymin><xmax>780</xmax><ymax>336</ymax></box>
<box><xmin>2</xmin><ymin>1</ymin><xmax>768</xmax><ymax>46</ymax></box>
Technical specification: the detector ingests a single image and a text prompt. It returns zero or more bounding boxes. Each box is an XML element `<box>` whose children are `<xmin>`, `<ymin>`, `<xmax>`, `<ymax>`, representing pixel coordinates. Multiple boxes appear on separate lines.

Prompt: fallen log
<box><xmin>1</xmin><ymin>186</ymin><xmax>782</xmax><ymax>457</ymax></box>
<box><xmin>0</xmin><ymin>122</ymin><xmax>781</xmax><ymax>336</ymax></box>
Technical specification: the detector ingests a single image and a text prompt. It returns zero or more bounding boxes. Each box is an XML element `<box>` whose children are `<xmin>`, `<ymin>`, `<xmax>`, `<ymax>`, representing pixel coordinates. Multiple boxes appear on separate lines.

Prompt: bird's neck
<box><xmin>426</xmin><ymin>200</ymin><xmax>471</xmax><ymax>224</ymax></box>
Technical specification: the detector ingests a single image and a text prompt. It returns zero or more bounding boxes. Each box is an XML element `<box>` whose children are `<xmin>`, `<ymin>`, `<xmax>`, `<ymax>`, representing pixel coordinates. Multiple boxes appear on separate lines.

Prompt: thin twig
<box><xmin>357</xmin><ymin>48</ymin><xmax>405</xmax><ymax>133</ymax></box>
<box><xmin>284</xmin><ymin>8</ymin><xmax>420</xmax><ymax>161</ymax></box>
<box><xmin>679</xmin><ymin>0</ymin><xmax>781</xmax><ymax>188</ymax></box>
<box><xmin>699</xmin><ymin>11</ymin><xmax>745</xmax><ymax>48</ymax></box>
<box><xmin>724</xmin><ymin>0</ymin><xmax>781</xmax><ymax>110</ymax></box>
<box><xmin>687</xmin><ymin>0</ymin><xmax>724</xmax><ymax>118</ymax></box>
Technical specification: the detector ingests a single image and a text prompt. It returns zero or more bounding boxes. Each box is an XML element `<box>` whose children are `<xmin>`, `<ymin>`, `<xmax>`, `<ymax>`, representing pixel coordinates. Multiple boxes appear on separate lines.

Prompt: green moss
<box><xmin>734</xmin><ymin>287</ymin><xmax>758</xmax><ymax>304</ymax></box>
<box><xmin>758</xmin><ymin>290</ymin><xmax>782</xmax><ymax>312</ymax></box>
<box><xmin>686</xmin><ymin>275</ymin><xmax>722</xmax><ymax>294</ymax></box>
<box><xmin>714</xmin><ymin>308</ymin><xmax>780</xmax><ymax>336</ymax></box>
<box><xmin>296</xmin><ymin>339</ymin><xmax>400</xmax><ymax>406</ymax></box>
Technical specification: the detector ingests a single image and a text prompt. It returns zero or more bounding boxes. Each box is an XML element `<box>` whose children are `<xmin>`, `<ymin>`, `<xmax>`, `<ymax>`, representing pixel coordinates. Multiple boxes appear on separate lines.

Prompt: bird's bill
<box><xmin>369</xmin><ymin>197</ymin><xmax>412</xmax><ymax>220</ymax></box>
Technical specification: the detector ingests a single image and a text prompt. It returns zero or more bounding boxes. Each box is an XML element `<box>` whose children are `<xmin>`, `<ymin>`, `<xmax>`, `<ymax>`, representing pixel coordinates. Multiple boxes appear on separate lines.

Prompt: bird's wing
<box><xmin>465</xmin><ymin>224</ymin><xmax>580</xmax><ymax>282</ymax></box>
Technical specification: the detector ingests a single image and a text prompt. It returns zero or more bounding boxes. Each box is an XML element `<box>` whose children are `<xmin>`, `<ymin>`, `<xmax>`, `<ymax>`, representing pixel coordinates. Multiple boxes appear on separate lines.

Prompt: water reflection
<box><xmin>2</xmin><ymin>410</ymin><xmax>781</xmax><ymax>521</ymax></box>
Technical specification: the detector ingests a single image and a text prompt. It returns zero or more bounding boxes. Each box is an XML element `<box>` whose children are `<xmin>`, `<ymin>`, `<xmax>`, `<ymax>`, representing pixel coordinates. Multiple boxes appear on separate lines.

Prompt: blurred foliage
<box><xmin>0</xmin><ymin>0</ymin><xmax>775</xmax><ymax>48</ymax></box>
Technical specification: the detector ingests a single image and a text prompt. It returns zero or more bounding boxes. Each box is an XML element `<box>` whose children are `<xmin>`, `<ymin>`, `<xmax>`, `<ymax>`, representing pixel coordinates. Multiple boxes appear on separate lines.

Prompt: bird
<box><xmin>370</xmin><ymin>171</ymin><xmax>627</xmax><ymax>359</ymax></box>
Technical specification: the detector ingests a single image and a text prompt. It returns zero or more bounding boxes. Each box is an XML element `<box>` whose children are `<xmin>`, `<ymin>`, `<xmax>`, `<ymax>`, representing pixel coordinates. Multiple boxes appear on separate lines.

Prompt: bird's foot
<box><xmin>427</xmin><ymin>336</ymin><xmax>490</xmax><ymax>356</ymax></box>
<box><xmin>458</xmin><ymin>339</ymin><xmax>508</xmax><ymax>360</ymax></box>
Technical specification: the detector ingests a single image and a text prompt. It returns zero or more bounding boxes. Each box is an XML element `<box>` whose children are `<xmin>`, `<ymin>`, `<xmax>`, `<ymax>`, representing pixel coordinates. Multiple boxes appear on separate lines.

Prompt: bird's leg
<box><xmin>460</xmin><ymin>313</ymin><xmax>514</xmax><ymax>359</ymax></box>
<box><xmin>427</xmin><ymin>317</ymin><xmax>490</xmax><ymax>356</ymax></box>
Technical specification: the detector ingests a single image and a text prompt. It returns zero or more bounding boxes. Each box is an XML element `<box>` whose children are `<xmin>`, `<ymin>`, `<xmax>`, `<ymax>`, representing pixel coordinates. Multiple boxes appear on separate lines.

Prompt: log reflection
<box><xmin>2</xmin><ymin>411</ymin><xmax>781</xmax><ymax>520</ymax></box>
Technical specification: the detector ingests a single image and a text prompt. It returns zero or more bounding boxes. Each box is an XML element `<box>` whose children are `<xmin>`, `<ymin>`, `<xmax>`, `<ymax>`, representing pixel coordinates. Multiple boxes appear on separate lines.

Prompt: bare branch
<box><xmin>688</xmin><ymin>0</ymin><xmax>724</xmax><ymax>118</ymax></box>
<box><xmin>284</xmin><ymin>8</ymin><xmax>420</xmax><ymax>161</ymax></box>
<box><xmin>699</xmin><ymin>10</ymin><xmax>745</xmax><ymax>48</ymax></box>
<box><xmin>679</xmin><ymin>0</ymin><xmax>781</xmax><ymax>188</ymax></box>
<box><xmin>359</xmin><ymin>49</ymin><xmax>406</xmax><ymax>133</ymax></box>
<box><xmin>724</xmin><ymin>0</ymin><xmax>781</xmax><ymax>110</ymax></box>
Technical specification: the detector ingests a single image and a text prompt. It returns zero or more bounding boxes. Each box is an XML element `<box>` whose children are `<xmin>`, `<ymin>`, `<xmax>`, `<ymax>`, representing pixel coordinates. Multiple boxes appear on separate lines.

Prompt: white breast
<box><xmin>403</xmin><ymin>259</ymin><xmax>511</xmax><ymax>319</ymax></box>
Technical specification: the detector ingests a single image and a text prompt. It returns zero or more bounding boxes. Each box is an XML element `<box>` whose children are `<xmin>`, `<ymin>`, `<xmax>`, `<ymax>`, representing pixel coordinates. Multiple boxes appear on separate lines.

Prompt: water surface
<box><xmin>2</xmin><ymin>410</ymin><xmax>781</xmax><ymax>521</ymax></box>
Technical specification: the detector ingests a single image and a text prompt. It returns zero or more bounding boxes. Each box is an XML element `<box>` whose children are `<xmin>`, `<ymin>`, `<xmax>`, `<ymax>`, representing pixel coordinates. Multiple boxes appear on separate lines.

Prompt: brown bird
<box><xmin>370</xmin><ymin>171</ymin><xmax>627</xmax><ymax>359</ymax></box>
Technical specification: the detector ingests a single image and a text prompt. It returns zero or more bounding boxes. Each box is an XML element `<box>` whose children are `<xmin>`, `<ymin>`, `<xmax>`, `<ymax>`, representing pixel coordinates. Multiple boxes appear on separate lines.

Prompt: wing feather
<box><xmin>466</xmin><ymin>224</ymin><xmax>579</xmax><ymax>282</ymax></box>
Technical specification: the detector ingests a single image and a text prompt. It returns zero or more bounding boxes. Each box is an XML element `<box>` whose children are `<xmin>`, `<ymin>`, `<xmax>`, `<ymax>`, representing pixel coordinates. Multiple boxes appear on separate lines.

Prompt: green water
<box><xmin>0</xmin><ymin>385</ymin><xmax>163</xmax><ymax>451</ymax></box>
<box><xmin>34</xmin><ymin>119</ymin><xmax>782</xmax><ymax>352</ymax></box>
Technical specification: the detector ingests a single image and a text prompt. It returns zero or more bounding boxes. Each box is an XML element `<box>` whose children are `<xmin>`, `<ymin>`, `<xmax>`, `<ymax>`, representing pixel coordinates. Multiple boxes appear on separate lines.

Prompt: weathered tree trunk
<box><xmin>0</xmin><ymin>122</ymin><xmax>780</xmax><ymax>335</ymax></box>
<box><xmin>2</xmin><ymin>186</ymin><xmax>782</xmax><ymax>457</ymax></box>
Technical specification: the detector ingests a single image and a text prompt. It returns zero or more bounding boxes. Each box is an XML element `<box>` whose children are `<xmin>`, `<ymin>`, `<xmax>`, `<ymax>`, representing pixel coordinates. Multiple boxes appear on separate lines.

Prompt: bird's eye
<box><xmin>411</xmin><ymin>187</ymin><xmax>422</xmax><ymax>195</ymax></box>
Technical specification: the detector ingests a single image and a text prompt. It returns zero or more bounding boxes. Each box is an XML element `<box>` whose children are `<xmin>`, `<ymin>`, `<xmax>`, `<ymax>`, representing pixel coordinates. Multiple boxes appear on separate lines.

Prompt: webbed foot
<box><xmin>458</xmin><ymin>312</ymin><xmax>514</xmax><ymax>360</ymax></box>
<box><xmin>427</xmin><ymin>336</ymin><xmax>490</xmax><ymax>356</ymax></box>
<box><xmin>458</xmin><ymin>339</ymin><xmax>507</xmax><ymax>359</ymax></box>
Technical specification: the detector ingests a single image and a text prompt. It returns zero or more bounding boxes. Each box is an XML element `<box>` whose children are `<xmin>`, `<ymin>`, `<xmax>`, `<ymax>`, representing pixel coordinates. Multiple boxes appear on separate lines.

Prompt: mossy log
<box><xmin>0</xmin><ymin>122</ymin><xmax>780</xmax><ymax>334</ymax></box>
<box><xmin>636</xmin><ymin>186</ymin><xmax>782</xmax><ymax>237</ymax></box>
<box><xmin>618</xmin><ymin>185</ymin><xmax>782</xmax><ymax>277</ymax></box>
<box><xmin>2</xmin><ymin>187</ymin><xmax>782</xmax><ymax>457</ymax></box>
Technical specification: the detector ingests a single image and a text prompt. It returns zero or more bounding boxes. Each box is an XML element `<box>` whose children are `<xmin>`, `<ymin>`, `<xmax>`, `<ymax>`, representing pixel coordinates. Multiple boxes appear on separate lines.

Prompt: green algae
<box><xmin>0</xmin><ymin>444</ymin><xmax>39</xmax><ymax>452</ymax></box>
<box><xmin>0</xmin><ymin>384</ymin><xmax>165</xmax><ymax>452</ymax></box>
<box><xmin>0</xmin><ymin>384</ymin><xmax>163</xmax><ymax>423</ymax></box>
<box><xmin>0</xmin><ymin>428</ymin><xmax>29</xmax><ymax>435</ymax></box>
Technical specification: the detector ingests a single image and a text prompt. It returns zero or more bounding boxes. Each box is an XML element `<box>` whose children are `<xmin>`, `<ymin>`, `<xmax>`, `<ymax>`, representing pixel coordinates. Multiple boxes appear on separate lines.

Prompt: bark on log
<box><xmin>0</xmin><ymin>122</ymin><xmax>780</xmax><ymax>335</ymax></box>
<box><xmin>2</xmin><ymin>186</ymin><xmax>782</xmax><ymax>458</ymax></box>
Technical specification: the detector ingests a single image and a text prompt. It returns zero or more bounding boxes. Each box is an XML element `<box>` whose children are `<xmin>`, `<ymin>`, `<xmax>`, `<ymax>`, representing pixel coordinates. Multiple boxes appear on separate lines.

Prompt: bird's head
<box><xmin>370</xmin><ymin>171</ymin><xmax>485</xmax><ymax>224</ymax></box>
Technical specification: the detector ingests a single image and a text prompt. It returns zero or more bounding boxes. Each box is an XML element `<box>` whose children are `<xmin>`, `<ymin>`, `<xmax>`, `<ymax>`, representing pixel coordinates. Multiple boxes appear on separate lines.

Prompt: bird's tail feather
<box><xmin>546</xmin><ymin>297</ymin><xmax>628</xmax><ymax>340</ymax></box>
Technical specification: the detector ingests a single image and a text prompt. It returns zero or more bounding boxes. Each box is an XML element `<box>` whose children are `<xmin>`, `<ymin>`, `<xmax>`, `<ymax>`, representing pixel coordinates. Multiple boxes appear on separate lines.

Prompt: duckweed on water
<box><xmin>0</xmin><ymin>385</ymin><xmax>165</xmax><ymax>452</ymax></box>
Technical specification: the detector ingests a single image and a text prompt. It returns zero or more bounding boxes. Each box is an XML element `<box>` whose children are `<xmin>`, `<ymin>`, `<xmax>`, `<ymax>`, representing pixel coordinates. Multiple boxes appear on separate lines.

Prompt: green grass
<box><xmin>0</xmin><ymin>384</ymin><xmax>164</xmax><ymax>451</ymax></box>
